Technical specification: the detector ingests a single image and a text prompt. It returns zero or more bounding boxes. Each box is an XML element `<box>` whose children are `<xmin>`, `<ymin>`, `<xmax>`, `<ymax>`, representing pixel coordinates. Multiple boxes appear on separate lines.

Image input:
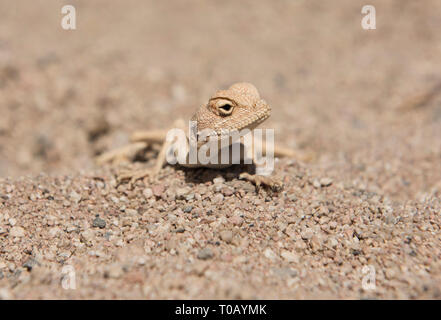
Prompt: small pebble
<box><xmin>301</xmin><ymin>229</ymin><xmax>313</xmax><ymax>240</ymax></box>
<box><xmin>213</xmin><ymin>177</ymin><xmax>225</xmax><ymax>184</ymax></box>
<box><xmin>69</xmin><ymin>191</ymin><xmax>82</xmax><ymax>204</ymax></box>
<box><xmin>229</xmin><ymin>216</ymin><xmax>244</xmax><ymax>226</ymax></box>
<box><xmin>22</xmin><ymin>257</ymin><xmax>39</xmax><ymax>271</ymax></box>
<box><xmin>152</xmin><ymin>185</ymin><xmax>165</xmax><ymax>197</ymax></box>
<box><xmin>143</xmin><ymin>188</ymin><xmax>153</xmax><ymax>198</ymax></box>
<box><xmin>264</xmin><ymin>248</ymin><xmax>277</xmax><ymax>261</ymax></box>
<box><xmin>92</xmin><ymin>216</ymin><xmax>106</xmax><ymax>229</ymax></box>
<box><xmin>197</xmin><ymin>248</ymin><xmax>214</xmax><ymax>260</ymax></box>
<box><xmin>176</xmin><ymin>187</ymin><xmax>191</xmax><ymax>200</ymax></box>
<box><xmin>220</xmin><ymin>230</ymin><xmax>233</xmax><ymax>243</ymax></box>
<box><xmin>81</xmin><ymin>229</ymin><xmax>95</xmax><ymax>243</ymax></box>
<box><xmin>213</xmin><ymin>193</ymin><xmax>224</xmax><ymax>204</ymax></box>
<box><xmin>313</xmin><ymin>180</ymin><xmax>321</xmax><ymax>188</ymax></box>
<box><xmin>320</xmin><ymin>178</ymin><xmax>333</xmax><ymax>187</ymax></box>
<box><xmin>10</xmin><ymin>226</ymin><xmax>25</xmax><ymax>237</ymax></box>
<box><xmin>281</xmin><ymin>250</ymin><xmax>299</xmax><ymax>263</ymax></box>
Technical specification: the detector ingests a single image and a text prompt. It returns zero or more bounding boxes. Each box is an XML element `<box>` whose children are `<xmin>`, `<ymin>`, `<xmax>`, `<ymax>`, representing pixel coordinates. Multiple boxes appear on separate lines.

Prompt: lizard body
<box><xmin>97</xmin><ymin>82</ymin><xmax>299</xmax><ymax>190</ymax></box>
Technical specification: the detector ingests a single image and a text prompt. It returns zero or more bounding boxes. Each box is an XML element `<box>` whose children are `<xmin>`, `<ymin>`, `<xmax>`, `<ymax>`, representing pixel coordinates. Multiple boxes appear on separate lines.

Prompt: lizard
<box><xmin>96</xmin><ymin>82</ymin><xmax>302</xmax><ymax>190</ymax></box>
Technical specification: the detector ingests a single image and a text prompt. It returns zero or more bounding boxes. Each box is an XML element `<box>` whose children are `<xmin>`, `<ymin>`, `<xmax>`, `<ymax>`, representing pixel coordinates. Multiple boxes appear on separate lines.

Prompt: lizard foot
<box><xmin>95</xmin><ymin>142</ymin><xmax>148</xmax><ymax>165</ymax></box>
<box><xmin>239</xmin><ymin>172</ymin><xmax>283</xmax><ymax>192</ymax></box>
<box><xmin>117</xmin><ymin>168</ymin><xmax>154</xmax><ymax>188</ymax></box>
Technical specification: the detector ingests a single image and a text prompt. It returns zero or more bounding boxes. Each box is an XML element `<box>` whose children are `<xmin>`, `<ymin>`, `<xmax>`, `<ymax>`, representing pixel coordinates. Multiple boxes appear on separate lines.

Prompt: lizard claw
<box><xmin>239</xmin><ymin>172</ymin><xmax>283</xmax><ymax>192</ymax></box>
<box><xmin>95</xmin><ymin>142</ymin><xmax>148</xmax><ymax>165</ymax></box>
<box><xmin>117</xmin><ymin>169</ymin><xmax>154</xmax><ymax>188</ymax></box>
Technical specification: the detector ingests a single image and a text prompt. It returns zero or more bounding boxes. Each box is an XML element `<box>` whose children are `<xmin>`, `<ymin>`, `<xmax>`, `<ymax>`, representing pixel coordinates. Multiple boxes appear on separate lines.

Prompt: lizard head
<box><xmin>191</xmin><ymin>82</ymin><xmax>271</xmax><ymax>136</ymax></box>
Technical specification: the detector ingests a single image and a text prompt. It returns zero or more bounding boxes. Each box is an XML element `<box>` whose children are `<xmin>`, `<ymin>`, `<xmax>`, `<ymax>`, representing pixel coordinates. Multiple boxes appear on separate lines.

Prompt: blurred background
<box><xmin>0</xmin><ymin>0</ymin><xmax>440</xmax><ymax>200</ymax></box>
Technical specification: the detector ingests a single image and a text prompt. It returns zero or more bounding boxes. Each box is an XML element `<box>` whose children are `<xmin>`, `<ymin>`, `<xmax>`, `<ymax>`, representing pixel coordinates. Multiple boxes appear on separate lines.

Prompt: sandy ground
<box><xmin>0</xmin><ymin>0</ymin><xmax>440</xmax><ymax>299</ymax></box>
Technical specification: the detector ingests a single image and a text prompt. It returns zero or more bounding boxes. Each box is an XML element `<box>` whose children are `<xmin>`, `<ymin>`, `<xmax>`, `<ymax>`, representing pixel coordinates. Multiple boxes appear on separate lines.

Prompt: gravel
<box><xmin>0</xmin><ymin>162</ymin><xmax>439</xmax><ymax>299</ymax></box>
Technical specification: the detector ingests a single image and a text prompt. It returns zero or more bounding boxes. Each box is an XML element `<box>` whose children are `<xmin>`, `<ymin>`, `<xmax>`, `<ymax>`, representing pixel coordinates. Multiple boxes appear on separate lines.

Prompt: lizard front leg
<box><xmin>95</xmin><ymin>142</ymin><xmax>148</xmax><ymax>165</ymax></box>
<box><xmin>233</xmin><ymin>136</ymin><xmax>283</xmax><ymax>191</ymax></box>
<box><xmin>117</xmin><ymin>135</ymin><xmax>172</xmax><ymax>186</ymax></box>
<box><xmin>116</xmin><ymin>119</ymin><xmax>186</xmax><ymax>187</ymax></box>
<box><xmin>239</xmin><ymin>172</ymin><xmax>283</xmax><ymax>192</ymax></box>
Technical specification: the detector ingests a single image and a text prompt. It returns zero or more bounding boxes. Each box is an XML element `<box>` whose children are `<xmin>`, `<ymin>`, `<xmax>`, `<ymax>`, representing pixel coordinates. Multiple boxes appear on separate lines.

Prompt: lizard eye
<box><xmin>218</xmin><ymin>104</ymin><xmax>234</xmax><ymax>116</ymax></box>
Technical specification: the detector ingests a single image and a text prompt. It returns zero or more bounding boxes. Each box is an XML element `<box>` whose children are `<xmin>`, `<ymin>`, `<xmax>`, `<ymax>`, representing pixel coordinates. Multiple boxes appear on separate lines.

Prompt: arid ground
<box><xmin>0</xmin><ymin>0</ymin><xmax>440</xmax><ymax>299</ymax></box>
